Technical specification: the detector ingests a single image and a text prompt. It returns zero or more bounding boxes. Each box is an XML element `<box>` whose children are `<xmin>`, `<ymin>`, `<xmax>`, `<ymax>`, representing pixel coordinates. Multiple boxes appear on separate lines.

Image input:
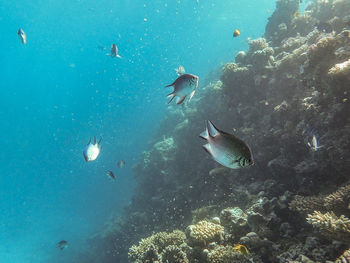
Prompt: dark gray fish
<box><xmin>107</xmin><ymin>44</ymin><xmax>121</xmax><ymax>58</ymax></box>
<box><xmin>107</xmin><ymin>170</ymin><xmax>116</xmax><ymax>180</ymax></box>
<box><xmin>200</xmin><ymin>120</ymin><xmax>254</xmax><ymax>169</ymax></box>
<box><xmin>117</xmin><ymin>160</ymin><xmax>125</xmax><ymax>168</ymax></box>
<box><xmin>316</xmin><ymin>22</ymin><xmax>333</xmax><ymax>33</ymax></box>
<box><xmin>57</xmin><ymin>240</ymin><xmax>68</xmax><ymax>250</ymax></box>
<box><xmin>166</xmin><ymin>73</ymin><xmax>199</xmax><ymax>105</ymax></box>
<box><xmin>17</xmin><ymin>28</ymin><xmax>27</xmax><ymax>44</ymax></box>
<box><xmin>83</xmin><ymin>137</ymin><xmax>102</xmax><ymax>162</ymax></box>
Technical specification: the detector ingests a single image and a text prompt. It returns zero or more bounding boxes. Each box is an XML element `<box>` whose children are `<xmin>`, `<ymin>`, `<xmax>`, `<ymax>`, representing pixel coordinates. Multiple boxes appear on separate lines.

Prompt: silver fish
<box><xmin>175</xmin><ymin>65</ymin><xmax>185</xmax><ymax>76</ymax></box>
<box><xmin>166</xmin><ymin>73</ymin><xmax>199</xmax><ymax>104</ymax></box>
<box><xmin>17</xmin><ymin>28</ymin><xmax>27</xmax><ymax>44</ymax></box>
<box><xmin>108</xmin><ymin>43</ymin><xmax>121</xmax><ymax>58</ymax></box>
<box><xmin>200</xmin><ymin>120</ymin><xmax>254</xmax><ymax>169</ymax></box>
<box><xmin>117</xmin><ymin>160</ymin><xmax>125</xmax><ymax>168</ymax></box>
<box><xmin>307</xmin><ymin>135</ymin><xmax>323</xmax><ymax>151</ymax></box>
<box><xmin>83</xmin><ymin>137</ymin><xmax>102</xmax><ymax>162</ymax></box>
<box><xmin>57</xmin><ymin>240</ymin><xmax>68</xmax><ymax>250</ymax></box>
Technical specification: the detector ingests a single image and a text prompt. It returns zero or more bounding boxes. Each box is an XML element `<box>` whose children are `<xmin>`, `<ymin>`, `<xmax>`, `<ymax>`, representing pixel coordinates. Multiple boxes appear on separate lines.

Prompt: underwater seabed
<box><xmin>82</xmin><ymin>0</ymin><xmax>350</xmax><ymax>262</ymax></box>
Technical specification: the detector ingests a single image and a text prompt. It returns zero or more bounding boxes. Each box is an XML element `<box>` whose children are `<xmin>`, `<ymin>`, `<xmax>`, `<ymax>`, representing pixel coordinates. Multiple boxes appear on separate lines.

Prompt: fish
<box><xmin>17</xmin><ymin>28</ymin><xmax>27</xmax><ymax>44</ymax></box>
<box><xmin>293</xmin><ymin>11</ymin><xmax>300</xmax><ymax>17</ymax></box>
<box><xmin>166</xmin><ymin>73</ymin><xmax>199</xmax><ymax>105</ymax></box>
<box><xmin>307</xmin><ymin>135</ymin><xmax>323</xmax><ymax>151</ymax></box>
<box><xmin>117</xmin><ymin>160</ymin><xmax>126</xmax><ymax>168</ymax></box>
<box><xmin>107</xmin><ymin>44</ymin><xmax>121</xmax><ymax>58</ymax></box>
<box><xmin>316</xmin><ymin>22</ymin><xmax>333</xmax><ymax>33</ymax></box>
<box><xmin>83</xmin><ymin>137</ymin><xmax>102</xmax><ymax>162</ymax></box>
<box><xmin>175</xmin><ymin>65</ymin><xmax>186</xmax><ymax>76</ymax></box>
<box><xmin>233</xmin><ymin>29</ymin><xmax>241</xmax><ymax>37</ymax></box>
<box><xmin>200</xmin><ymin>120</ymin><xmax>254</xmax><ymax>169</ymax></box>
<box><xmin>57</xmin><ymin>240</ymin><xmax>68</xmax><ymax>250</ymax></box>
<box><xmin>107</xmin><ymin>170</ymin><xmax>116</xmax><ymax>180</ymax></box>
<box><xmin>233</xmin><ymin>244</ymin><xmax>249</xmax><ymax>256</ymax></box>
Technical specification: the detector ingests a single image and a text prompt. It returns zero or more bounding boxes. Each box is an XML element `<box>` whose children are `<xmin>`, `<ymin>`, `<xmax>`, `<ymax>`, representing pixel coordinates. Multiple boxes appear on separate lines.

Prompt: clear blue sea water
<box><xmin>0</xmin><ymin>0</ymin><xmax>275</xmax><ymax>262</ymax></box>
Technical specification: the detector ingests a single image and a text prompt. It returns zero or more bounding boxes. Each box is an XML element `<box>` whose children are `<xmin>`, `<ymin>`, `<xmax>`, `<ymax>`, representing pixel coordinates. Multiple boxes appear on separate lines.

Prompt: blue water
<box><xmin>0</xmin><ymin>0</ymin><xmax>274</xmax><ymax>262</ymax></box>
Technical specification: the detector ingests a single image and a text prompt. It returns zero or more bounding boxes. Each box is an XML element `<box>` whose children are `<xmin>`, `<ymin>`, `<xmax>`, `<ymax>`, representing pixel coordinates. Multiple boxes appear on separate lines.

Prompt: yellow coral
<box><xmin>306</xmin><ymin>211</ymin><xmax>350</xmax><ymax>241</ymax></box>
<box><xmin>187</xmin><ymin>220</ymin><xmax>224</xmax><ymax>246</ymax></box>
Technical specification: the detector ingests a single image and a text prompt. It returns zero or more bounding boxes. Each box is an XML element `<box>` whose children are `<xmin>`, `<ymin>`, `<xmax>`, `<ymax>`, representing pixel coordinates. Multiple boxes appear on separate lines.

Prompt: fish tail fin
<box><xmin>167</xmin><ymin>94</ymin><xmax>176</xmax><ymax>104</ymax></box>
<box><xmin>200</xmin><ymin>121</ymin><xmax>209</xmax><ymax>140</ymax></box>
<box><xmin>206</xmin><ymin>120</ymin><xmax>220</xmax><ymax>137</ymax></box>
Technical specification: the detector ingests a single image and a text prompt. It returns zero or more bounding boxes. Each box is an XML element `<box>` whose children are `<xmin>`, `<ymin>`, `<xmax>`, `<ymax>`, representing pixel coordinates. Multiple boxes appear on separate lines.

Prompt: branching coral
<box><xmin>160</xmin><ymin>245</ymin><xmax>189</xmax><ymax>263</ymax></box>
<box><xmin>186</xmin><ymin>220</ymin><xmax>224</xmax><ymax>246</ymax></box>
<box><xmin>324</xmin><ymin>184</ymin><xmax>350</xmax><ymax>211</ymax></box>
<box><xmin>207</xmin><ymin>245</ymin><xmax>250</xmax><ymax>263</ymax></box>
<box><xmin>306</xmin><ymin>211</ymin><xmax>350</xmax><ymax>242</ymax></box>
<box><xmin>128</xmin><ymin>230</ymin><xmax>187</xmax><ymax>263</ymax></box>
<box><xmin>289</xmin><ymin>195</ymin><xmax>325</xmax><ymax>215</ymax></box>
<box><xmin>335</xmin><ymin>247</ymin><xmax>350</xmax><ymax>263</ymax></box>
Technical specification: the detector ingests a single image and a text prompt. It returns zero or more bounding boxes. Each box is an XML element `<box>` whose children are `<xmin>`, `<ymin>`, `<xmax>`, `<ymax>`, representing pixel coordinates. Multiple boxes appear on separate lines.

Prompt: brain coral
<box><xmin>186</xmin><ymin>220</ymin><xmax>224</xmax><ymax>246</ymax></box>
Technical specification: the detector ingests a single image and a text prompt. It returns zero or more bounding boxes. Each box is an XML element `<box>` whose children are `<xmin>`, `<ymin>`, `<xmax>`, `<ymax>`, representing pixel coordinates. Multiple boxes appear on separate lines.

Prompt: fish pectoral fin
<box><xmin>116</xmin><ymin>54</ymin><xmax>122</xmax><ymax>58</ymax></box>
<box><xmin>176</xmin><ymin>96</ymin><xmax>186</xmax><ymax>104</ymax></box>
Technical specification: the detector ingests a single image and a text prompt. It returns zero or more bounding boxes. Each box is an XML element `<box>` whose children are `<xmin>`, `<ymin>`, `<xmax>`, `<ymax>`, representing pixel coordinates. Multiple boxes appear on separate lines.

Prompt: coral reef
<box><xmin>306</xmin><ymin>211</ymin><xmax>350</xmax><ymax>242</ymax></box>
<box><xmin>128</xmin><ymin>230</ymin><xmax>189</xmax><ymax>263</ymax></box>
<box><xmin>82</xmin><ymin>1</ymin><xmax>350</xmax><ymax>262</ymax></box>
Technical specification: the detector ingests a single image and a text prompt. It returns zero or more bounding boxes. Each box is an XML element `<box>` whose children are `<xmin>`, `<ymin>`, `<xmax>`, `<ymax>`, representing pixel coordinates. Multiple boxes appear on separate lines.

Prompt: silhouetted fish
<box><xmin>200</xmin><ymin>120</ymin><xmax>254</xmax><ymax>169</ymax></box>
<box><xmin>107</xmin><ymin>170</ymin><xmax>116</xmax><ymax>180</ymax></box>
<box><xmin>57</xmin><ymin>240</ymin><xmax>68</xmax><ymax>250</ymax></box>
<box><xmin>316</xmin><ymin>22</ymin><xmax>333</xmax><ymax>33</ymax></box>
<box><xmin>166</xmin><ymin>73</ymin><xmax>199</xmax><ymax>105</ymax></box>
<box><xmin>107</xmin><ymin>44</ymin><xmax>121</xmax><ymax>58</ymax></box>
<box><xmin>83</xmin><ymin>137</ymin><xmax>102</xmax><ymax>162</ymax></box>
<box><xmin>17</xmin><ymin>28</ymin><xmax>27</xmax><ymax>44</ymax></box>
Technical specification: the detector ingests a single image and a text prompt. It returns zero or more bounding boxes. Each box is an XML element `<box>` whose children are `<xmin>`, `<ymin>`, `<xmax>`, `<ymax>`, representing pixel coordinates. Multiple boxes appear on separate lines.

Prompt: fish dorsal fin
<box><xmin>206</xmin><ymin>120</ymin><xmax>220</xmax><ymax>137</ymax></box>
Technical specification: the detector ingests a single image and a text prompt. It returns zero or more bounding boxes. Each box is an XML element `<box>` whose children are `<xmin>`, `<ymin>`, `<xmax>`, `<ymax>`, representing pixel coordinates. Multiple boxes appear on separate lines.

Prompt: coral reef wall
<box><xmin>83</xmin><ymin>0</ymin><xmax>350</xmax><ymax>262</ymax></box>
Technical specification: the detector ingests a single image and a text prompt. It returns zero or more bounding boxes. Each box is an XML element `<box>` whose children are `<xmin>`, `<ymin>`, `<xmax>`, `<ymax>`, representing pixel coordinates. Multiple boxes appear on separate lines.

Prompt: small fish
<box><xmin>233</xmin><ymin>29</ymin><xmax>241</xmax><ymax>37</ymax></box>
<box><xmin>316</xmin><ymin>22</ymin><xmax>333</xmax><ymax>33</ymax></box>
<box><xmin>307</xmin><ymin>135</ymin><xmax>323</xmax><ymax>151</ymax></box>
<box><xmin>166</xmin><ymin>73</ymin><xmax>199</xmax><ymax>105</ymax></box>
<box><xmin>233</xmin><ymin>244</ymin><xmax>249</xmax><ymax>256</ymax></box>
<box><xmin>107</xmin><ymin>44</ymin><xmax>121</xmax><ymax>58</ymax></box>
<box><xmin>83</xmin><ymin>137</ymin><xmax>102</xmax><ymax>162</ymax></box>
<box><xmin>17</xmin><ymin>28</ymin><xmax>27</xmax><ymax>44</ymax></box>
<box><xmin>293</xmin><ymin>11</ymin><xmax>300</xmax><ymax>17</ymax></box>
<box><xmin>117</xmin><ymin>160</ymin><xmax>126</xmax><ymax>168</ymax></box>
<box><xmin>57</xmin><ymin>240</ymin><xmax>68</xmax><ymax>250</ymax></box>
<box><xmin>200</xmin><ymin>120</ymin><xmax>254</xmax><ymax>169</ymax></box>
<box><xmin>175</xmin><ymin>65</ymin><xmax>186</xmax><ymax>76</ymax></box>
<box><xmin>107</xmin><ymin>170</ymin><xmax>116</xmax><ymax>180</ymax></box>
